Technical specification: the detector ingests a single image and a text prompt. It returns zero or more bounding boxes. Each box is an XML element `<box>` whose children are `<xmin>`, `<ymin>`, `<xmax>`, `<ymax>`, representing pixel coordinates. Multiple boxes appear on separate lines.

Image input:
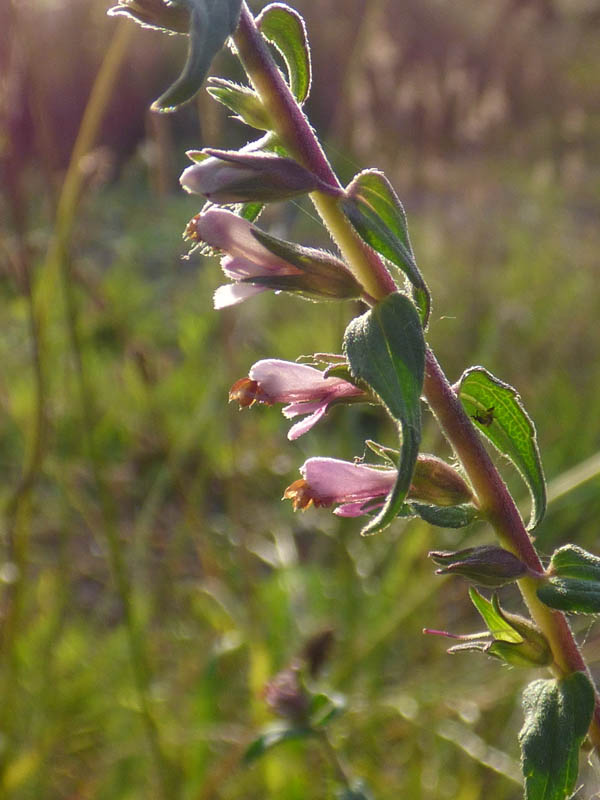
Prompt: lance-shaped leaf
<box><xmin>343</xmin><ymin>293</ymin><xmax>425</xmax><ymax>535</ymax></box>
<box><xmin>538</xmin><ymin>578</ymin><xmax>600</xmax><ymax>615</ymax></box>
<box><xmin>537</xmin><ymin>544</ymin><xmax>600</xmax><ymax>614</ymax></box>
<box><xmin>257</xmin><ymin>3</ymin><xmax>311</xmax><ymax>103</ymax></box>
<box><xmin>457</xmin><ymin>367</ymin><xmax>546</xmax><ymax>530</ymax></box>
<box><xmin>206</xmin><ymin>78</ymin><xmax>272</xmax><ymax>130</ymax></box>
<box><xmin>341</xmin><ymin>170</ymin><xmax>430</xmax><ymax>324</ymax></box>
<box><xmin>145</xmin><ymin>0</ymin><xmax>243</xmax><ymax>112</ymax></box>
<box><xmin>519</xmin><ymin>672</ymin><xmax>595</xmax><ymax>800</ymax></box>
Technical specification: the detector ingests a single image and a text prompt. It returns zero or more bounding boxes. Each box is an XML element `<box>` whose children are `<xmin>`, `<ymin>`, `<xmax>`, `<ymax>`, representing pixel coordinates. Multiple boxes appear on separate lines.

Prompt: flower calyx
<box><xmin>426</xmin><ymin>587</ymin><xmax>552</xmax><ymax>668</ymax></box>
<box><xmin>409</xmin><ymin>455</ymin><xmax>474</xmax><ymax>507</ymax></box>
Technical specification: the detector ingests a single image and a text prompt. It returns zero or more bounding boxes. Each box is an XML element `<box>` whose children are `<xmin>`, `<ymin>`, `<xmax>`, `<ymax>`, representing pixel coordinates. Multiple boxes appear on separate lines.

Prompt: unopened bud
<box><xmin>430</xmin><ymin>545</ymin><xmax>528</xmax><ymax>587</ymax></box>
<box><xmin>409</xmin><ymin>456</ymin><xmax>474</xmax><ymax>507</ymax></box>
<box><xmin>301</xmin><ymin>628</ymin><xmax>335</xmax><ymax>678</ymax></box>
<box><xmin>263</xmin><ymin>667</ymin><xmax>309</xmax><ymax>722</ymax></box>
<box><xmin>180</xmin><ymin>149</ymin><xmax>335</xmax><ymax>204</ymax></box>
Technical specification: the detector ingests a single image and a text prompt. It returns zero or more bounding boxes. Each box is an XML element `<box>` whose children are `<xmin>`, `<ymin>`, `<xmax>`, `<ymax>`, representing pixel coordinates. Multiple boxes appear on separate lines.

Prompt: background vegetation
<box><xmin>1</xmin><ymin>0</ymin><xmax>600</xmax><ymax>797</ymax></box>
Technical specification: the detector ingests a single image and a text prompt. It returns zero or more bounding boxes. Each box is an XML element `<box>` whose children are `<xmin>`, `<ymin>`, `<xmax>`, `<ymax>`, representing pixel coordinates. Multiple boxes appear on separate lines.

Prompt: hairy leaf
<box><xmin>151</xmin><ymin>0</ymin><xmax>243</xmax><ymax>112</ymax></box>
<box><xmin>344</xmin><ymin>293</ymin><xmax>425</xmax><ymax>534</ymax></box>
<box><xmin>519</xmin><ymin>673</ymin><xmax>594</xmax><ymax>800</ymax></box>
<box><xmin>458</xmin><ymin>367</ymin><xmax>546</xmax><ymax>530</ymax></box>
<box><xmin>257</xmin><ymin>3</ymin><xmax>311</xmax><ymax>103</ymax></box>
<box><xmin>537</xmin><ymin>578</ymin><xmax>600</xmax><ymax>614</ymax></box>
<box><xmin>549</xmin><ymin>544</ymin><xmax>600</xmax><ymax>581</ymax></box>
<box><xmin>341</xmin><ymin>170</ymin><xmax>430</xmax><ymax>324</ymax></box>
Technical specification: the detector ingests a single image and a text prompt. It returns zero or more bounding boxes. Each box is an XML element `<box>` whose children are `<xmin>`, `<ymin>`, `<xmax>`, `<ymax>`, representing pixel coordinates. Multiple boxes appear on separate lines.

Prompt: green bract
<box><xmin>341</xmin><ymin>170</ymin><xmax>430</xmax><ymax>325</ymax></box>
<box><xmin>207</xmin><ymin>78</ymin><xmax>272</xmax><ymax>130</ymax></box>
<box><xmin>457</xmin><ymin>367</ymin><xmax>546</xmax><ymax>530</ymax></box>
<box><xmin>519</xmin><ymin>673</ymin><xmax>595</xmax><ymax>800</ymax></box>
<box><xmin>343</xmin><ymin>293</ymin><xmax>425</xmax><ymax>535</ymax></box>
<box><xmin>537</xmin><ymin>544</ymin><xmax>600</xmax><ymax>613</ymax></box>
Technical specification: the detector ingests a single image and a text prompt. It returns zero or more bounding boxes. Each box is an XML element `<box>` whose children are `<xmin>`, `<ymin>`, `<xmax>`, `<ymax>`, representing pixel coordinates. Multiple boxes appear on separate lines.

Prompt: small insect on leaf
<box><xmin>473</xmin><ymin>406</ymin><xmax>495</xmax><ymax>426</ymax></box>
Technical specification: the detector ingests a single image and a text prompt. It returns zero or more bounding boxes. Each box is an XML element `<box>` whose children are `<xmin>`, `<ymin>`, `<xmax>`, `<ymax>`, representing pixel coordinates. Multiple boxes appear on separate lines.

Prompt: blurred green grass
<box><xmin>2</xmin><ymin>0</ymin><xmax>600</xmax><ymax>798</ymax></box>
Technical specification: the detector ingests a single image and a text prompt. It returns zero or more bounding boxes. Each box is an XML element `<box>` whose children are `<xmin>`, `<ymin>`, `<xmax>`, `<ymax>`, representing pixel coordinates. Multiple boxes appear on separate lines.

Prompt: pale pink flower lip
<box><xmin>284</xmin><ymin>457</ymin><xmax>396</xmax><ymax>515</ymax></box>
<box><xmin>235</xmin><ymin>360</ymin><xmax>364</xmax><ymax>439</ymax></box>
<box><xmin>193</xmin><ymin>208</ymin><xmax>289</xmax><ymax>268</ymax></box>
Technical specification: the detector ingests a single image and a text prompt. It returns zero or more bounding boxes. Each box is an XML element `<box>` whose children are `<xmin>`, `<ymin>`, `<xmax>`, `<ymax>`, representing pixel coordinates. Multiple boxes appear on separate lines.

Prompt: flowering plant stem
<box><xmin>232</xmin><ymin>1</ymin><xmax>600</xmax><ymax>747</ymax></box>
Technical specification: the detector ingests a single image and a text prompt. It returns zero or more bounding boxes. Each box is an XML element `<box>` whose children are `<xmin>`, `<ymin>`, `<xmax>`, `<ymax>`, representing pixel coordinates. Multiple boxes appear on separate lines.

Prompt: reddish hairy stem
<box><xmin>233</xmin><ymin>4</ymin><xmax>397</xmax><ymax>300</ymax></box>
<box><xmin>233</xmin><ymin>0</ymin><xmax>600</xmax><ymax>748</ymax></box>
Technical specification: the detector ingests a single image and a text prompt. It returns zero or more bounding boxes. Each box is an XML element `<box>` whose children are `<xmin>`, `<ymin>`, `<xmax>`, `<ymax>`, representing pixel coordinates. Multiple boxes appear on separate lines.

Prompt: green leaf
<box><xmin>457</xmin><ymin>367</ymin><xmax>546</xmax><ymax>530</ymax></box>
<box><xmin>343</xmin><ymin>293</ymin><xmax>425</xmax><ymax>535</ymax></box>
<box><xmin>519</xmin><ymin>672</ymin><xmax>595</xmax><ymax>800</ymax></box>
<box><xmin>151</xmin><ymin>0</ymin><xmax>243</xmax><ymax>112</ymax></box>
<box><xmin>341</xmin><ymin>170</ymin><xmax>430</xmax><ymax>325</ymax></box>
<box><xmin>537</xmin><ymin>545</ymin><xmax>600</xmax><ymax>614</ymax></box>
<box><xmin>243</xmin><ymin>724</ymin><xmax>313</xmax><ymax>763</ymax></box>
<box><xmin>207</xmin><ymin>78</ymin><xmax>272</xmax><ymax>130</ymax></box>
<box><xmin>537</xmin><ymin>578</ymin><xmax>600</xmax><ymax>614</ymax></box>
<box><xmin>257</xmin><ymin>3</ymin><xmax>311</xmax><ymax>103</ymax></box>
<box><xmin>468</xmin><ymin>587</ymin><xmax>523</xmax><ymax>643</ymax></box>
<box><xmin>549</xmin><ymin>544</ymin><xmax>600</xmax><ymax>581</ymax></box>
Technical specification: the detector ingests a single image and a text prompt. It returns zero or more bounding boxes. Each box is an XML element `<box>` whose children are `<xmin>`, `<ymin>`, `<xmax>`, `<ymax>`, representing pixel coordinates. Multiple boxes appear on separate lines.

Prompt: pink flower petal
<box><xmin>249</xmin><ymin>359</ymin><xmax>358</xmax><ymax>402</ymax></box>
<box><xmin>194</xmin><ymin>209</ymin><xmax>286</xmax><ymax>268</ymax></box>
<box><xmin>282</xmin><ymin>399</ymin><xmax>325</xmax><ymax>420</ymax></box>
<box><xmin>287</xmin><ymin>404</ymin><xmax>329</xmax><ymax>440</ymax></box>
<box><xmin>213</xmin><ymin>283</ymin><xmax>265</xmax><ymax>309</ymax></box>
<box><xmin>334</xmin><ymin>499</ymin><xmax>385</xmax><ymax>517</ymax></box>
<box><xmin>300</xmin><ymin>457</ymin><xmax>396</xmax><ymax>504</ymax></box>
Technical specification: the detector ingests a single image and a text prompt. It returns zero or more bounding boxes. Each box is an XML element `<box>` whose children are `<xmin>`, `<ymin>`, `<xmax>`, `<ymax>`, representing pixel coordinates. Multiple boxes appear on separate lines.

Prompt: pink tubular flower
<box><xmin>229</xmin><ymin>359</ymin><xmax>364</xmax><ymax>440</ymax></box>
<box><xmin>283</xmin><ymin>457</ymin><xmax>396</xmax><ymax>516</ymax></box>
<box><xmin>186</xmin><ymin>208</ymin><xmax>362</xmax><ymax>308</ymax></box>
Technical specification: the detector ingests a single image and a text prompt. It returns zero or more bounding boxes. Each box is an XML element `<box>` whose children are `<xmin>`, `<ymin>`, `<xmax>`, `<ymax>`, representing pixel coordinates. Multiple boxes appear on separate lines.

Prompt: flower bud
<box><xmin>263</xmin><ymin>667</ymin><xmax>309</xmax><ymax>722</ymax></box>
<box><xmin>180</xmin><ymin>149</ymin><xmax>332</xmax><ymax>204</ymax></box>
<box><xmin>409</xmin><ymin>455</ymin><xmax>474</xmax><ymax>507</ymax></box>
<box><xmin>429</xmin><ymin>545</ymin><xmax>528</xmax><ymax>587</ymax></box>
